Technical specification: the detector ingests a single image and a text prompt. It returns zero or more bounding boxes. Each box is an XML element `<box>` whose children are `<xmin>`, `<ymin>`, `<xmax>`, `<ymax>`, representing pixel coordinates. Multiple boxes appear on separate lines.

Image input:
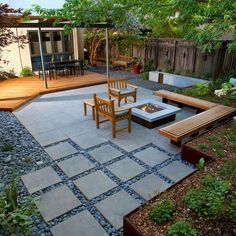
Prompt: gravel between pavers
<box><xmin>0</xmin><ymin>111</ymin><xmax>52</xmax><ymax>236</ymax></box>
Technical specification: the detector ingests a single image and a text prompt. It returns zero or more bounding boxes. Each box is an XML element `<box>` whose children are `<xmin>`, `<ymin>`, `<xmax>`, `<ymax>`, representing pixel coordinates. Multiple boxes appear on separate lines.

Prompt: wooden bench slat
<box><xmin>154</xmin><ymin>90</ymin><xmax>217</xmax><ymax>110</ymax></box>
<box><xmin>160</xmin><ymin>105</ymin><xmax>236</xmax><ymax>142</ymax></box>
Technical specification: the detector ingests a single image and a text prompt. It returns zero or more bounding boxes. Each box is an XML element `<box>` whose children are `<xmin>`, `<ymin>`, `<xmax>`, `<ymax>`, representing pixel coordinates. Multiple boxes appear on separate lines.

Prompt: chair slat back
<box><xmin>94</xmin><ymin>94</ymin><xmax>114</xmax><ymax>118</ymax></box>
<box><xmin>108</xmin><ymin>78</ymin><xmax>128</xmax><ymax>90</ymax></box>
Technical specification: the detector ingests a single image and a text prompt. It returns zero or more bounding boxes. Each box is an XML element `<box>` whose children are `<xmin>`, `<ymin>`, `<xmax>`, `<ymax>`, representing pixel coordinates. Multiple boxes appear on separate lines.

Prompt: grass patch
<box><xmin>2</xmin><ymin>143</ymin><xmax>13</xmax><ymax>152</ymax></box>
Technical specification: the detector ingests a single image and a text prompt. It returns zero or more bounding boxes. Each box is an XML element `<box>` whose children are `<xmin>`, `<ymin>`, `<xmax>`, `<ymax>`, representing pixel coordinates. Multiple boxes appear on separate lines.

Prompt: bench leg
<box><xmin>92</xmin><ymin>106</ymin><xmax>95</xmax><ymax>120</ymax></box>
<box><xmin>178</xmin><ymin>103</ymin><xmax>184</xmax><ymax>108</ymax></box>
<box><xmin>83</xmin><ymin>103</ymin><xmax>87</xmax><ymax>116</ymax></box>
<box><xmin>191</xmin><ymin>132</ymin><xmax>199</xmax><ymax>138</ymax></box>
<box><xmin>171</xmin><ymin>140</ymin><xmax>182</xmax><ymax>147</ymax></box>
<box><xmin>196</xmin><ymin>108</ymin><xmax>204</xmax><ymax>114</ymax></box>
<box><xmin>162</xmin><ymin>98</ymin><xmax>168</xmax><ymax>103</ymax></box>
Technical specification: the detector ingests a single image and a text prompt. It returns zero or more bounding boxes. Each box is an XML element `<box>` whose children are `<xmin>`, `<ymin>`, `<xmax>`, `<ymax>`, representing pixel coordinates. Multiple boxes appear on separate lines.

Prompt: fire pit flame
<box><xmin>137</xmin><ymin>103</ymin><xmax>165</xmax><ymax>113</ymax></box>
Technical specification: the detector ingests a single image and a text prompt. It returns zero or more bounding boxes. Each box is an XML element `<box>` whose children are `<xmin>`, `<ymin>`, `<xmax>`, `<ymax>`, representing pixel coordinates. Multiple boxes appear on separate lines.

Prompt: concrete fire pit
<box><xmin>127</xmin><ymin>99</ymin><xmax>181</xmax><ymax>129</ymax></box>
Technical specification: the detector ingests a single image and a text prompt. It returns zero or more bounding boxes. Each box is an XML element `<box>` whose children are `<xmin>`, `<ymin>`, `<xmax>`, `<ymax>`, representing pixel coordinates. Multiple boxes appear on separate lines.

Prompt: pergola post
<box><xmin>37</xmin><ymin>27</ymin><xmax>48</xmax><ymax>89</ymax></box>
<box><xmin>105</xmin><ymin>27</ymin><xmax>109</xmax><ymax>79</ymax></box>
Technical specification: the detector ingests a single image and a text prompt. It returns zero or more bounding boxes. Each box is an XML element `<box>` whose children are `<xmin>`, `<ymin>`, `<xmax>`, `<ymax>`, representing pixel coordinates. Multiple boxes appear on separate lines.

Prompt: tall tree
<box><xmin>32</xmin><ymin>0</ymin><xmax>236</xmax><ymax>52</ymax></box>
<box><xmin>172</xmin><ymin>0</ymin><xmax>236</xmax><ymax>52</ymax></box>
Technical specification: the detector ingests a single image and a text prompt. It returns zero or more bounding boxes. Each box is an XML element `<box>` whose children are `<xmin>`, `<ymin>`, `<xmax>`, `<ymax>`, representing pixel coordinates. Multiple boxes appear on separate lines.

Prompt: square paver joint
<box><xmin>57</xmin><ymin>154</ymin><xmax>95</xmax><ymax>178</ymax></box>
<box><xmin>134</xmin><ymin>147</ymin><xmax>170</xmax><ymax>167</ymax></box>
<box><xmin>51</xmin><ymin>210</ymin><xmax>108</xmax><ymax>236</ymax></box>
<box><xmin>95</xmin><ymin>190</ymin><xmax>140</xmax><ymax>229</ymax></box>
<box><xmin>158</xmin><ymin>160</ymin><xmax>195</xmax><ymax>182</ymax></box>
<box><xmin>74</xmin><ymin>170</ymin><xmax>117</xmax><ymax>200</ymax></box>
<box><xmin>106</xmin><ymin>158</ymin><xmax>145</xmax><ymax>182</ymax></box>
<box><xmin>36</xmin><ymin>185</ymin><xmax>81</xmax><ymax>222</ymax></box>
<box><xmin>88</xmin><ymin>144</ymin><xmax>123</xmax><ymax>163</ymax></box>
<box><xmin>130</xmin><ymin>174</ymin><xmax>171</xmax><ymax>200</ymax></box>
<box><xmin>21</xmin><ymin>166</ymin><xmax>61</xmax><ymax>194</ymax></box>
<box><xmin>45</xmin><ymin>142</ymin><xmax>78</xmax><ymax>160</ymax></box>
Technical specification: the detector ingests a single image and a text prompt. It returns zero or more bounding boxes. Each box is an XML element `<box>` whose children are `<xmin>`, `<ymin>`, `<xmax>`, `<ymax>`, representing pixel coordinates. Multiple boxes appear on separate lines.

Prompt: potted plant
<box><xmin>133</xmin><ymin>57</ymin><xmax>142</xmax><ymax>74</ymax></box>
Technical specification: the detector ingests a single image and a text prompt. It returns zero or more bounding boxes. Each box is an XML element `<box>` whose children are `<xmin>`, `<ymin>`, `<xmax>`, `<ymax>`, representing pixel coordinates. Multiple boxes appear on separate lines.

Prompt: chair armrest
<box><xmin>127</xmin><ymin>83</ymin><xmax>138</xmax><ymax>89</ymax></box>
<box><xmin>109</xmin><ymin>88</ymin><xmax>121</xmax><ymax>93</ymax></box>
<box><xmin>116</xmin><ymin>106</ymin><xmax>132</xmax><ymax>112</ymax></box>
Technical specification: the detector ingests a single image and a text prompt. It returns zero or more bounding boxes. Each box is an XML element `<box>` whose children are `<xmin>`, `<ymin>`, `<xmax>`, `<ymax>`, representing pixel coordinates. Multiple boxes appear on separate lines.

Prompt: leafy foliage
<box><xmin>185</xmin><ymin>175</ymin><xmax>230</xmax><ymax>219</ymax></box>
<box><xmin>196</xmin><ymin>158</ymin><xmax>205</xmax><ymax>170</ymax></box>
<box><xmin>167</xmin><ymin>220</ymin><xmax>198</xmax><ymax>236</ymax></box>
<box><xmin>31</xmin><ymin>0</ymin><xmax>236</xmax><ymax>52</ymax></box>
<box><xmin>172</xmin><ymin>0</ymin><xmax>236</xmax><ymax>52</ymax></box>
<box><xmin>193</xmin><ymin>83</ymin><xmax>209</xmax><ymax>96</ymax></box>
<box><xmin>20</xmin><ymin>66</ymin><xmax>33</xmax><ymax>77</ymax></box>
<box><xmin>143</xmin><ymin>59</ymin><xmax>155</xmax><ymax>72</ymax></box>
<box><xmin>229</xmin><ymin>199</ymin><xmax>236</xmax><ymax>223</ymax></box>
<box><xmin>221</xmin><ymin>160</ymin><xmax>236</xmax><ymax>177</ymax></box>
<box><xmin>0</xmin><ymin>4</ymin><xmax>28</xmax><ymax>66</ymax></box>
<box><xmin>149</xmin><ymin>199</ymin><xmax>175</xmax><ymax>224</ymax></box>
<box><xmin>0</xmin><ymin>173</ymin><xmax>38</xmax><ymax>235</ymax></box>
<box><xmin>2</xmin><ymin>143</ymin><xmax>13</xmax><ymax>152</ymax></box>
<box><xmin>197</xmin><ymin>143</ymin><xmax>208</xmax><ymax>151</ymax></box>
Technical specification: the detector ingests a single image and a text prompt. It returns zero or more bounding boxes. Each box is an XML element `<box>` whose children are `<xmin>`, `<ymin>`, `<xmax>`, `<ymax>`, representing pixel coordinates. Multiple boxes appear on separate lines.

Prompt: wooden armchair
<box><xmin>94</xmin><ymin>94</ymin><xmax>132</xmax><ymax>138</ymax></box>
<box><xmin>108</xmin><ymin>77</ymin><xmax>138</xmax><ymax>106</ymax></box>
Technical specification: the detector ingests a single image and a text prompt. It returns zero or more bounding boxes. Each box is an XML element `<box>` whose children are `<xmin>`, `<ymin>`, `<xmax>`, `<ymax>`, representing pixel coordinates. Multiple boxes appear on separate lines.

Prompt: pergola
<box><xmin>0</xmin><ymin>15</ymin><xmax>113</xmax><ymax>88</ymax></box>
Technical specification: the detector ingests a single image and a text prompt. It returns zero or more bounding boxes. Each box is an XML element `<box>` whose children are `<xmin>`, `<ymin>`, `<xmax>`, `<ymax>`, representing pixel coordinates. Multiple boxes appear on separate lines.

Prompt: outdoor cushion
<box><xmin>111</xmin><ymin>88</ymin><xmax>135</xmax><ymax>96</ymax></box>
<box><xmin>229</xmin><ymin>77</ymin><xmax>236</xmax><ymax>86</ymax></box>
<box><xmin>114</xmin><ymin>105</ymin><xmax>129</xmax><ymax>116</ymax></box>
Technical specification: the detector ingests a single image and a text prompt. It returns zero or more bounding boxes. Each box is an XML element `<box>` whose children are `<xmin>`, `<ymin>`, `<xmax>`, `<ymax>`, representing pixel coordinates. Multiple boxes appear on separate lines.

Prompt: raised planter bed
<box><xmin>123</xmin><ymin>120</ymin><xmax>236</xmax><ymax>236</ymax></box>
<box><xmin>181</xmin><ymin>143</ymin><xmax>213</xmax><ymax>165</ymax></box>
<box><xmin>124</xmin><ymin>170</ymin><xmax>197</xmax><ymax>236</ymax></box>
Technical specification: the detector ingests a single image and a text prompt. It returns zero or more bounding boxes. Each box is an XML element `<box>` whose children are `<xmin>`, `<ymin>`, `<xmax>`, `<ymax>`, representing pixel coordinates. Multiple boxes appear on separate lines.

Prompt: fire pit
<box><xmin>125</xmin><ymin>99</ymin><xmax>181</xmax><ymax>129</ymax></box>
<box><xmin>137</xmin><ymin>103</ymin><xmax>165</xmax><ymax>113</ymax></box>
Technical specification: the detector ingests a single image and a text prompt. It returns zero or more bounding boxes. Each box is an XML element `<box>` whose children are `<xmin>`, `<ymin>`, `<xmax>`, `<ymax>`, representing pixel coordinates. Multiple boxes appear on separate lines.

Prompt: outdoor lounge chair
<box><xmin>94</xmin><ymin>94</ymin><xmax>132</xmax><ymax>138</ymax></box>
<box><xmin>108</xmin><ymin>77</ymin><xmax>138</xmax><ymax>106</ymax></box>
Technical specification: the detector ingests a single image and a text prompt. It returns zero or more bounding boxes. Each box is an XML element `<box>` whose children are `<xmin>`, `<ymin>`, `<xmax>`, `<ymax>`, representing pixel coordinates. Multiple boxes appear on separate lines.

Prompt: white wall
<box><xmin>1</xmin><ymin>28</ymin><xmax>32</xmax><ymax>75</ymax></box>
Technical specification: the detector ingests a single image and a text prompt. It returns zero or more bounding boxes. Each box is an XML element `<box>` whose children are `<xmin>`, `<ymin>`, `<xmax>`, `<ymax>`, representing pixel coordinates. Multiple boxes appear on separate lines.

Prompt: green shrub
<box><xmin>167</xmin><ymin>220</ymin><xmax>198</xmax><ymax>236</ymax></box>
<box><xmin>2</xmin><ymin>143</ymin><xmax>13</xmax><ymax>152</ymax></box>
<box><xmin>0</xmin><ymin>173</ymin><xmax>38</xmax><ymax>235</ymax></box>
<box><xmin>221</xmin><ymin>160</ymin><xmax>236</xmax><ymax>176</ymax></box>
<box><xmin>208</xmin><ymin>76</ymin><xmax>229</xmax><ymax>94</ymax></box>
<box><xmin>229</xmin><ymin>199</ymin><xmax>236</xmax><ymax>222</ymax></box>
<box><xmin>149</xmin><ymin>199</ymin><xmax>175</xmax><ymax>224</ymax></box>
<box><xmin>197</xmin><ymin>143</ymin><xmax>208</xmax><ymax>151</ymax></box>
<box><xmin>143</xmin><ymin>59</ymin><xmax>155</xmax><ymax>72</ymax></box>
<box><xmin>209</xmin><ymin>135</ymin><xmax>219</xmax><ymax>143</ymax></box>
<box><xmin>196</xmin><ymin>158</ymin><xmax>205</xmax><ymax>170</ymax></box>
<box><xmin>20</xmin><ymin>66</ymin><xmax>33</xmax><ymax>77</ymax></box>
<box><xmin>194</xmin><ymin>82</ymin><xmax>209</xmax><ymax>96</ymax></box>
<box><xmin>141</xmin><ymin>72</ymin><xmax>149</xmax><ymax>80</ymax></box>
<box><xmin>185</xmin><ymin>175</ymin><xmax>230</xmax><ymax>219</ymax></box>
<box><xmin>201</xmin><ymin>175</ymin><xmax>229</xmax><ymax>195</ymax></box>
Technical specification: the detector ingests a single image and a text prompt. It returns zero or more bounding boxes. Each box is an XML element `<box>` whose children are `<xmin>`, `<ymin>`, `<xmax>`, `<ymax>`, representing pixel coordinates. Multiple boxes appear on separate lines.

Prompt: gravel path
<box><xmin>0</xmin><ymin>111</ymin><xmax>51</xmax><ymax>236</ymax></box>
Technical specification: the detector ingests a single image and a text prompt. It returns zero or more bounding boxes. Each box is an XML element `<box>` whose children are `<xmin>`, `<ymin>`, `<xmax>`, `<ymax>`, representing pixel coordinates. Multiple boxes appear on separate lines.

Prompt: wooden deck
<box><xmin>0</xmin><ymin>72</ymin><xmax>107</xmax><ymax>111</ymax></box>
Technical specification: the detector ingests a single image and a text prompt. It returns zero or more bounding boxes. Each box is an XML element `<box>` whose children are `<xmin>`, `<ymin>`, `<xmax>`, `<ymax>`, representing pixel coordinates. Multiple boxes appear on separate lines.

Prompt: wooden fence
<box><xmin>96</xmin><ymin>38</ymin><xmax>236</xmax><ymax>79</ymax></box>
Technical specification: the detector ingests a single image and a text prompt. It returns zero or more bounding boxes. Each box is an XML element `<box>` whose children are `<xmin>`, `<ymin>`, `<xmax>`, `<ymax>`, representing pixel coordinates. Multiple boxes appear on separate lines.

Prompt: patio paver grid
<box><xmin>21</xmin><ymin>138</ymin><xmax>195</xmax><ymax>236</ymax></box>
<box><xmin>17</xmin><ymin>85</ymin><xmax>196</xmax><ymax>236</ymax></box>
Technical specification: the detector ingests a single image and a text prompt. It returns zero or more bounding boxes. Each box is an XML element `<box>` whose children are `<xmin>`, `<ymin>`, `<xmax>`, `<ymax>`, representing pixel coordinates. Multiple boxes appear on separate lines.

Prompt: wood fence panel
<box><xmin>92</xmin><ymin>37</ymin><xmax>236</xmax><ymax>79</ymax></box>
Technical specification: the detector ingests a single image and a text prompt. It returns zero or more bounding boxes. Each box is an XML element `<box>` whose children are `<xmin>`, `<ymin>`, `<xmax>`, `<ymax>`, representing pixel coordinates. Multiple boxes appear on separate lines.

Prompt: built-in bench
<box><xmin>112</xmin><ymin>55</ymin><xmax>133</xmax><ymax>70</ymax></box>
<box><xmin>154</xmin><ymin>90</ymin><xmax>217</xmax><ymax>113</ymax></box>
<box><xmin>154</xmin><ymin>90</ymin><xmax>236</xmax><ymax>146</ymax></box>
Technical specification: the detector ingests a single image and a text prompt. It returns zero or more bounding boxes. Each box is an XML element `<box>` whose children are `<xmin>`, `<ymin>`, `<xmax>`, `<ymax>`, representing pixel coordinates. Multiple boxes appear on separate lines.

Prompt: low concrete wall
<box><xmin>149</xmin><ymin>71</ymin><xmax>207</xmax><ymax>88</ymax></box>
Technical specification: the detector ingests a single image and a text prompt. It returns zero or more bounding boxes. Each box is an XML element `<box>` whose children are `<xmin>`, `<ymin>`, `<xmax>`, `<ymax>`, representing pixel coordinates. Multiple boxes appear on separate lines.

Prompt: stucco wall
<box><xmin>1</xmin><ymin>28</ymin><xmax>32</xmax><ymax>75</ymax></box>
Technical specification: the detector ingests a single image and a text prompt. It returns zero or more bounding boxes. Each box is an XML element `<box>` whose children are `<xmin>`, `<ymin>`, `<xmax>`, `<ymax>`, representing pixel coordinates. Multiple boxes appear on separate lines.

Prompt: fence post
<box><xmin>172</xmin><ymin>40</ymin><xmax>177</xmax><ymax>72</ymax></box>
<box><xmin>212</xmin><ymin>42</ymin><xmax>227</xmax><ymax>79</ymax></box>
